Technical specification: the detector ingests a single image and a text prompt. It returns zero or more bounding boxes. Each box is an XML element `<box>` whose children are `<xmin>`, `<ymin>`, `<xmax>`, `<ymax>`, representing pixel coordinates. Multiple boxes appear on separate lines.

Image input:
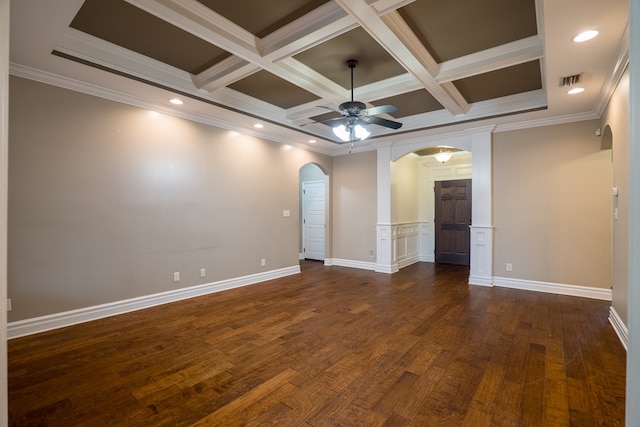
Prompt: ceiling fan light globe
<box><xmin>354</xmin><ymin>124</ymin><xmax>370</xmax><ymax>140</ymax></box>
<box><xmin>333</xmin><ymin>124</ymin><xmax>351</xmax><ymax>142</ymax></box>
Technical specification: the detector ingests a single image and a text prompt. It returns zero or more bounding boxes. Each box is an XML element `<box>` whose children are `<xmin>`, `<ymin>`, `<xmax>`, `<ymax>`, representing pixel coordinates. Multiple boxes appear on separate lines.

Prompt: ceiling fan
<box><xmin>313</xmin><ymin>59</ymin><xmax>403</xmax><ymax>143</ymax></box>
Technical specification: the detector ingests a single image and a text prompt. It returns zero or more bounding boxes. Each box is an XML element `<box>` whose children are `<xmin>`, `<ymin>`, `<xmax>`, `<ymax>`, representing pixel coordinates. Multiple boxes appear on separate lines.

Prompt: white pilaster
<box><xmin>376</xmin><ymin>224</ymin><xmax>398</xmax><ymax>273</ymax></box>
<box><xmin>627</xmin><ymin>0</ymin><xmax>640</xmax><ymax>424</ymax></box>
<box><xmin>375</xmin><ymin>143</ymin><xmax>398</xmax><ymax>273</ymax></box>
<box><xmin>467</xmin><ymin>126</ymin><xmax>495</xmax><ymax>286</ymax></box>
<box><xmin>469</xmin><ymin>226</ymin><xmax>494</xmax><ymax>286</ymax></box>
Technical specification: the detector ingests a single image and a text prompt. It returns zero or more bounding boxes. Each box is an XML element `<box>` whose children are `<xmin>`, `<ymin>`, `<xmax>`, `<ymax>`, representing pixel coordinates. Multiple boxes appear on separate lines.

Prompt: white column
<box><xmin>375</xmin><ymin>143</ymin><xmax>398</xmax><ymax>273</ymax></box>
<box><xmin>468</xmin><ymin>126</ymin><xmax>495</xmax><ymax>286</ymax></box>
<box><xmin>0</xmin><ymin>0</ymin><xmax>9</xmax><ymax>423</ymax></box>
<box><xmin>627</xmin><ymin>0</ymin><xmax>640</xmax><ymax>424</ymax></box>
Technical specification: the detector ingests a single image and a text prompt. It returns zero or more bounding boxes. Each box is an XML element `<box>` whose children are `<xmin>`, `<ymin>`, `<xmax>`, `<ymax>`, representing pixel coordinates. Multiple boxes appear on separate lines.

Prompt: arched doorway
<box><xmin>376</xmin><ymin>126</ymin><xmax>494</xmax><ymax>284</ymax></box>
<box><xmin>415</xmin><ymin>149</ymin><xmax>472</xmax><ymax>264</ymax></box>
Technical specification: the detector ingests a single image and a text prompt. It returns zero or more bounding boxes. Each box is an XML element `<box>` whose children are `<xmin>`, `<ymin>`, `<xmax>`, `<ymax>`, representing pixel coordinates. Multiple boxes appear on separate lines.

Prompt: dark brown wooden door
<box><xmin>435</xmin><ymin>179</ymin><xmax>472</xmax><ymax>265</ymax></box>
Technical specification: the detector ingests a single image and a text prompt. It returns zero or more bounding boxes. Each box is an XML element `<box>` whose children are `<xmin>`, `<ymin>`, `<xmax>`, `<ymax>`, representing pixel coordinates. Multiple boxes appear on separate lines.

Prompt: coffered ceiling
<box><xmin>9</xmin><ymin>0</ymin><xmax>629</xmax><ymax>154</ymax></box>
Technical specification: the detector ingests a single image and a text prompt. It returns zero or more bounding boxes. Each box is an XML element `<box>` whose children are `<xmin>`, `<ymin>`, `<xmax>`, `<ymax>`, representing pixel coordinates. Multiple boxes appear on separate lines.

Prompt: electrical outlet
<box><xmin>370</xmin><ymin>250</ymin><xmax>375</xmax><ymax>258</ymax></box>
<box><xmin>200</xmin><ymin>268</ymin><xmax>206</xmax><ymax>278</ymax></box>
<box><xmin>506</xmin><ymin>263</ymin><xmax>512</xmax><ymax>272</ymax></box>
<box><xmin>173</xmin><ymin>272</ymin><xmax>180</xmax><ymax>282</ymax></box>
<box><xmin>7</xmin><ymin>298</ymin><xmax>11</xmax><ymax>311</ymax></box>
<box><xmin>261</xmin><ymin>258</ymin><xmax>266</xmax><ymax>267</ymax></box>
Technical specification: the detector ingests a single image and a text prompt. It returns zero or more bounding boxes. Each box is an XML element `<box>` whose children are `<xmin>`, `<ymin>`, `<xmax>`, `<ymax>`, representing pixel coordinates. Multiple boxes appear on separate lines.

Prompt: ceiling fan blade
<box><xmin>362</xmin><ymin>116</ymin><xmax>403</xmax><ymax>129</ymax></box>
<box><xmin>317</xmin><ymin>105</ymin><xmax>348</xmax><ymax>115</ymax></box>
<box><xmin>301</xmin><ymin>116</ymin><xmax>346</xmax><ymax>126</ymax></box>
<box><xmin>360</xmin><ymin>104</ymin><xmax>398</xmax><ymax>116</ymax></box>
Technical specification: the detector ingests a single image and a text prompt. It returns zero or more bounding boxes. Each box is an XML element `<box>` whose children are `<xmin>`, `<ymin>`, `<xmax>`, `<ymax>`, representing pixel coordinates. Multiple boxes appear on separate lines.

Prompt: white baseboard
<box><xmin>469</xmin><ymin>275</ymin><xmax>493</xmax><ymax>287</ymax></box>
<box><xmin>323</xmin><ymin>253</ymin><xmax>417</xmax><ymax>274</ymax></box>
<box><xmin>324</xmin><ymin>258</ymin><xmax>377</xmax><ymax>271</ymax></box>
<box><xmin>374</xmin><ymin>263</ymin><xmax>398</xmax><ymax>274</ymax></box>
<box><xmin>493</xmin><ymin>276</ymin><xmax>612</xmax><ymax>301</ymax></box>
<box><xmin>8</xmin><ymin>265</ymin><xmax>300</xmax><ymax>339</ymax></box>
<box><xmin>609</xmin><ymin>306</ymin><xmax>628</xmax><ymax>351</ymax></box>
<box><xmin>398</xmin><ymin>255</ymin><xmax>419</xmax><ymax>270</ymax></box>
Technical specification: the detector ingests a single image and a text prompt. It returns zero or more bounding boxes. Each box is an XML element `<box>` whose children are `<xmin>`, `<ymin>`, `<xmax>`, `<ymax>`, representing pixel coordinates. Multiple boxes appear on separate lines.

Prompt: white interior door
<box><xmin>302</xmin><ymin>180</ymin><xmax>326</xmax><ymax>260</ymax></box>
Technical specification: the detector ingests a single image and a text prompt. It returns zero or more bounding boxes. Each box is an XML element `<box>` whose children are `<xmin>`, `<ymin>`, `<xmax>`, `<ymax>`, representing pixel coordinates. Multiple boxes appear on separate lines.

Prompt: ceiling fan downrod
<box><xmin>346</xmin><ymin>59</ymin><xmax>357</xmax><ymax>103</ymax></box>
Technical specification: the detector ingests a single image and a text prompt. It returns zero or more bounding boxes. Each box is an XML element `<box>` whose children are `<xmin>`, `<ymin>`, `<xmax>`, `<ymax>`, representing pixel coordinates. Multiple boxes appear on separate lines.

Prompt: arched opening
<box><xmin>601</xmin><ymin>124</ymin><xmax>613</xmax><ymax>150</ymax></box>
<box><xmin>377</xmin><ymin>126</ymin><xmax>494</xmax><ymax>282</ymax></box>
<box><xmin>393</xmin><ymin>147</ymin><xmax>472</xmax><ymax>266</ymax></box>
<box><xmin>299</xmin><ymin>163</ymin><xmax>329</xmax><ymax>262</ymax></box>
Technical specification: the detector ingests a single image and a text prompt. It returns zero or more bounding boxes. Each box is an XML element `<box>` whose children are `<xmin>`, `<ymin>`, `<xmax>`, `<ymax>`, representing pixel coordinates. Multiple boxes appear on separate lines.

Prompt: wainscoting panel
<box><xmin>376</xmin><ymin>224</ymin><xmax>395</xmax><ymax>273</ymax></box>
<box><xmin>469</xmin><ymin>225</ymin><xmax>494</xmax><ymax>286</ymax></box>
<box><xmin>396</xmin><ymin>223</ymin><xmax>420</xmax><ymax>269</ymax></box>
<box><xmin>419</xmin><ymin>223</ymin><xmax>434</xmax><ymax>262</ymax></box>
<box><xmin>376</xmin><ymin>223</ymin><xmax>422</xmax><ymax>272</ymax></box>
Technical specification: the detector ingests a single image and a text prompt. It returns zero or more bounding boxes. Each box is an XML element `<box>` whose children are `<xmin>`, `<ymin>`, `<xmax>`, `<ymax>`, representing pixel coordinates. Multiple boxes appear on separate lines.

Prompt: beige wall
<box><xmin>493</xmin><ymin>120</ymin><xmax>612</xmax><ymax>288</ymax></box>
<box><xmin>332</xmin><ymin>150</ymin><xmax>377</xmax><ymax>262</ymax></box>
<box><xmin>8</xmin><ymin>77</ymin><xmax>332</xmax><ymax>321</ymax></box>
<box><xmin>391</xmin><ymin>154</ymin><xmax>419</xmax><ymax>224</ymax></box>
<box><xmin>601</xmin><ymin>69</ymin><xmax>630</xmax><ymax>324</ymax></box>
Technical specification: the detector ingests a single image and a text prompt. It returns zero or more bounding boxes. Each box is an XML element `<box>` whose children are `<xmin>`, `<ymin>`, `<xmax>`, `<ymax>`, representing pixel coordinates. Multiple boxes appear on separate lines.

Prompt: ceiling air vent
<box><xmin>560</xmin><ymin>73</ymin><xmax>583</xmax><ymax>87</ymax></box>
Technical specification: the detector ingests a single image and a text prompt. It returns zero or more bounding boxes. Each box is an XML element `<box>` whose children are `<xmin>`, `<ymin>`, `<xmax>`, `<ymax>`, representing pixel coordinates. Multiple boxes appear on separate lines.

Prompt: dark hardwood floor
<box><xmin>8</xmin><ymin>261</ymin><xmax>626</xmax><ymax>426</ymax></box>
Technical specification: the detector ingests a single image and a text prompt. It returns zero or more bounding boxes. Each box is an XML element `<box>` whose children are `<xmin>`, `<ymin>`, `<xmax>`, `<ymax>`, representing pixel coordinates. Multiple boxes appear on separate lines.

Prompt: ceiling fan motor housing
<box><xmin>339</xmin><ymin>101</ymin><xmax>367</xmax><ymax>114</ymax></box>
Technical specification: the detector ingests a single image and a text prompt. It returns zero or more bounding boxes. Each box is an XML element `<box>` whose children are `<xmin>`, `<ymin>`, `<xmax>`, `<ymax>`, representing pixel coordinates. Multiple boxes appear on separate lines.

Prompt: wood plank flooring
<box><xmin>8</xmin><ymin>261</ymin><xmax>626</xmax><ymax>426</ymax></box>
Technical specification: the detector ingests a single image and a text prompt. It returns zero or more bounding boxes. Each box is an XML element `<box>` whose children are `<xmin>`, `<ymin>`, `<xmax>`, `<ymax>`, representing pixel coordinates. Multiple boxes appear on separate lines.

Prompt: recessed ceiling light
<box><xmin>573</xmin><ymin>30</ymin><xmax>599</xmax><ymax>43</ymax></box>
<box><xmin>253</xmin><ymin>123</ymin><xmax>264</xmax><ymax>129</ymax></box>
<box><xmin>308</xmin><ymin>139</ymin><xmax>317</xmax><ymax>144</ymax></box>
<box><xmin>169</xmin><ymin>98</ymin><xmax>183</xmax><ymax>105</ymax></box>
<box><xmin>568</xmin><ymin>87</ymin><xmax>585</xmax><ymax>95</ymax></box>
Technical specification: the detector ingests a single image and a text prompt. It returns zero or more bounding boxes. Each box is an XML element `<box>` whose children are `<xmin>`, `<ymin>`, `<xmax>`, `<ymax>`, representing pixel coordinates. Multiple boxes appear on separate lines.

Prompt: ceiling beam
<box><xmin>334</xmin><ymin>0</ymin><xmax>469</xmax><ymax>116</ymax></box>
<box><xmin>125</xmin><ymin>0</ymin><xmax>347</xmax><ymax>101</ymax></box>
<box><xmin>259</xmin><ymin>1</ymin><xmax>357</xmax><ymax>61</ymax></box>
<box><xmin>192</xmin><ymin>56</ymin><xmax>260</xmax><ymax>92</ymax></box>
<box><xmin>127</xmin><ymin>0</ymin><xmax>433</xmax><ymax>111</ymax></box>
<box><xmin>436</xmin><ymin>35</ymin><xmax>544</xmax><ymax>83</ymax></box>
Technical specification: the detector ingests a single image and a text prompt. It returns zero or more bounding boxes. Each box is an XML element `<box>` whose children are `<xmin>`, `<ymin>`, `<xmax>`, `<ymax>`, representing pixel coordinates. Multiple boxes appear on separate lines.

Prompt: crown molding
<box><xmin>494</xmin><ymin>111</ymin><xmax>599</xmax><ymax>133</ymax></box>
<box><xmin>594</xmin><ymin>23</ymin><xmax>630</xmax><ymax>117</ymax></box>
